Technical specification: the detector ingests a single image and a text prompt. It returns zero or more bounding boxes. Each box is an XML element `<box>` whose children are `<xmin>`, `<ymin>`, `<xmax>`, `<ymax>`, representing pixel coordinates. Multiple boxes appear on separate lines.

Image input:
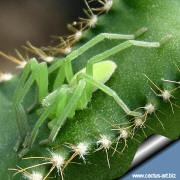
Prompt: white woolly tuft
<box><xmin>134</xmin><ymin>118</ymin><xmax>143</xmax><ymax>127</ymax></box>
<box><xmin>120</xmin><ymin>129</ymin><xmax>128</xmax><ymax>139</ymax></box>
<box><xmin>97</xmin><ymin>134</ymin><xmax>112</xmax><ymax>150</ymax></box>
<box><xmin>88</xmin><ymin>15</ymin><xmax>98</xmax><ymax>27</ymax></box>
<box><xmin>24</xmin><ymin>171</ymin><xmax>43</xmax><ymax>180</ymax></box>
<box><xmin>63</xmin><ymin>47</ymin><xmax>72</xmax><ymax>55</ymax></box>
<box><xmin>104</xmin><ymin>0</ymin><xmax>113</xmax><ymax>12</ymax></box>
<box><xmin>96</xmin><ymin>134</ymin><xmax>112</xmax><ymax>168</ymax></box>
<box><xmin>75</xmin><ymin>142</ymin><xmax>89</xmax><ymax>160</ymax></box>
<box><xmin>51</xmin><ymin>152</ymin><xmax>65</xmax><ymax>169</ymax></box>
<box><xmin>75</xmin><ymin>31</ymin><xmax>83</xmax><ymax>41</ymax></box>
<box><xmin>145</xmin><ymin>103</ymin><xmax>155</xmax><ymax>114</ymax></box>
<box><xmin>0</xmin><ymin>73</ymin><xmax>13</xmax><ymax>82</ymax></box>
<box><xmin>162</xmin><ymin>90</ymin><xmax>171</xmax><ymax>101</ymax></box>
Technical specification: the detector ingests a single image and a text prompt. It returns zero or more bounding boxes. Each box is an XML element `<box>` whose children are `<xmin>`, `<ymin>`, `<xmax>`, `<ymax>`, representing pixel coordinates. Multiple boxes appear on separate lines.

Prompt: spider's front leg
<box><xmin>13</xmin><ymin>58</ymin><xmax>48</xmax><ymax>152</ymax></box>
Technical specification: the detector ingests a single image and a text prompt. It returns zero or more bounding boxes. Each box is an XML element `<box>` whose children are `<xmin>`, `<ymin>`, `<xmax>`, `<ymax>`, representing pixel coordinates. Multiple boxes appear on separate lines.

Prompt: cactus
<box><xmin>0</xmin><ymin>0</ymin><xmax>180</xmax><ymax>179</ymax></box>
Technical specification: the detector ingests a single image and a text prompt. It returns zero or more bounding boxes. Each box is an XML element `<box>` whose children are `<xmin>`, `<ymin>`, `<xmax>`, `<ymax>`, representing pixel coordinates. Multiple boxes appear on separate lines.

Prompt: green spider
<box><xmin>12</xmin><ymin>27</ymin><xmax>171</xmax><ymax>157</ymax></box>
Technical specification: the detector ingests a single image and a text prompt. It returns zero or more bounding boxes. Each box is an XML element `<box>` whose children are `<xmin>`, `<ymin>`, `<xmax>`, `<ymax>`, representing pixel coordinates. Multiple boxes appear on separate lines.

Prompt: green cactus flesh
<box><xmin>0</xmin><ymin>0</ymin><xmax>180</xmax><ymax>179</ymax></box>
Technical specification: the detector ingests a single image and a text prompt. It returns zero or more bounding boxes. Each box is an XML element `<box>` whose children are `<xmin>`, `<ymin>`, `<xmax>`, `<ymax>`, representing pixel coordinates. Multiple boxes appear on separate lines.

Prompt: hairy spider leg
<box><xmin>13</xmin><ymin>58</ymin><xmax>48</xmax><ymax>151</ymax></box>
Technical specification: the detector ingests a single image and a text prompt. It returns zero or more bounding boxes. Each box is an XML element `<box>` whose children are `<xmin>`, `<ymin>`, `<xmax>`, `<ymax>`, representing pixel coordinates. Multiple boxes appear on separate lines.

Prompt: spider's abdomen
<box><xmin>70</xmin><ymin>60</ymin><xmax>117</xmax><ymax>92</ymax></box>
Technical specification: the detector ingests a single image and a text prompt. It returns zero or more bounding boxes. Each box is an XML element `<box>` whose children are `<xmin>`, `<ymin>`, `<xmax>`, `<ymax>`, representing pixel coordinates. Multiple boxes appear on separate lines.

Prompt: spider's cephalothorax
<box><xmin>12</xmin><ymin>27</ymin><xmax>171</xmax><ymax>157</ymax></box>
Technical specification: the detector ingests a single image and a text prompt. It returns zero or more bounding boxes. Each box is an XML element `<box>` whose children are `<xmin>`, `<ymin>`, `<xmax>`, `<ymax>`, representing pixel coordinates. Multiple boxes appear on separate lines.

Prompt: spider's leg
<box><xmin>53</xmin><ymin>64</ymin><xmax>66</xmax><ymax>90</ymax></box>
<box><xmin>13</xmin><ymin>106</ymin><xmax>22</xmax><ymax>152</ymax></box>
<box><xmin>14</xmin><ymin>59</ymin><xmax>49</xmax><ymax>151</ymax></box>
<box><xmin>64</xmin><ymin>61</ymin><xmax>74</xmax><ymax>83</ymax></box>
<box><xmin>18</xmin><ymin>104</ymin><xmax>30</xmax><ymax>148</ymax></box>
<box><xmin>40</xmin><ymin>80</ymin><xmax>87</xmax><ymax>145</ymax></box>
<box><xmin>48</xmin><ymin>27</ymin><xmax>147</xmax><ymax>74</ymax></box>
<box><xmin>26</xmin><ymin>86</ymin><xmax>38</xmax><ymax>113</ymax></box>
<box><xmin>91</xmin><ymin>35</ymin><xmax>170</xmax><ymax>65</ymax></box>
<box><xmin>33</xmin><ymin>62</ymin><xmax>49</xmax><ymax>102</ymax></box>
<box><xmin>22</xmin><ymin>62</ymin><xmax>49</xmax><ymax>148</ymax></box>
<box><xmin>48</xmin><ymin>88</ymin><xmax>69</xmax><ymax>130</ymax></box>
<box><xmin>18</xmin><ymin>101</ymin><xmax>57</xmax><ymax>158</ymax></box>
<box><xmin>13</xmin><ymin>58</ymin><xmax>39</xmax><ymax>151</ymax></box>
<box><xmin>51</xmin><ymin>60</ymin><xmax>74</xmax><ymax>89</ymax></box>
<box><xmin>78</xmin><ymin>73</ymin><xmax>140</xmax><ymax>117</ymax></box>
<box><xmin>86</xmin><ymin>36</ymin><xmax>170</xmax><ymax>69</ymax></box>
